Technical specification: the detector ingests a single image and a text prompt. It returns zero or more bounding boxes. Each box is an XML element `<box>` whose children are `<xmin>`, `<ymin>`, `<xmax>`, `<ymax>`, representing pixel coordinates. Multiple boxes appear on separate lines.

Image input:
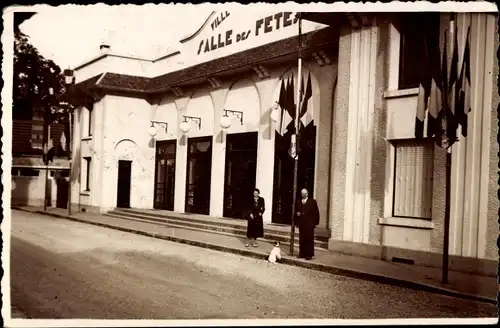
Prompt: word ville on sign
<box><xmin>197</xmin><ymin>12</ymin><xmax>299</xmax><ymax>55</ymax></box>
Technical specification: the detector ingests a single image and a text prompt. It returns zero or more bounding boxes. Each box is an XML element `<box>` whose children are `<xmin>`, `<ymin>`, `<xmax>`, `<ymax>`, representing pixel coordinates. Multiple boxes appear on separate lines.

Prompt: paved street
<box><xmin>9</xmin><ymin>210</ymin><xmax>497</xmax><ymax>319</ymax></box>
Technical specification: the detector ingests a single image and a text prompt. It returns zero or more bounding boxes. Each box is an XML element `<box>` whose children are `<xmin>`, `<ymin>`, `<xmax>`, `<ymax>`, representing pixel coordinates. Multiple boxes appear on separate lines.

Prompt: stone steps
<box><xmin>106</xmin><ymin>208</ymin><xmax>329</xmax><ymax>250</ymax></box>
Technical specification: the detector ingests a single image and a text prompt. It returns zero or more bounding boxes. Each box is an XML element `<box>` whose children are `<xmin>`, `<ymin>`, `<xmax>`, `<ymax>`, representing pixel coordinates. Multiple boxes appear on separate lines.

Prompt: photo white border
<box><xmin>2</xmin><ymin>2</ymin><xmax>498</xmax><ymax>327</ymax></box>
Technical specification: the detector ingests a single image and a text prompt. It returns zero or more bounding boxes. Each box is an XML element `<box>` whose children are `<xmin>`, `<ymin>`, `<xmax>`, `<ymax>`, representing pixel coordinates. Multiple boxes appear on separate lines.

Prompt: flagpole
<box><xmin>290</xmin><ymin>13</ymin><xmax>303</xmax><ymax>256</ymax></box>
<box><xmin>43</xmin><ymin>124</ymin><xmax>50</xmax><ymax>212</ymax></box>
<box><xmin>442</xmin><ymin>18</ymin><xmax>455</xmax><ymax>284</ymax></box>
<box><xmin>67</xmin><ymin>110</ymin><xmax>72</xmax><ymax>215</ymax></box>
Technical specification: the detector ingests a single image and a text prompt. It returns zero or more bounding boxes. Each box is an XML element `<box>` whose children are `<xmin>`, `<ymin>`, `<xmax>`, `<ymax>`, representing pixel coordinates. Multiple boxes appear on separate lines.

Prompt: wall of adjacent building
<box><xmin>328</xmin><ymin>13</ymin><xmax>498</xmax><ymax>275</ymax></box>
<box><xmin>11</xmin><ymin>174</ymin><xmax>57</xmax><ymax>207</ymax></box>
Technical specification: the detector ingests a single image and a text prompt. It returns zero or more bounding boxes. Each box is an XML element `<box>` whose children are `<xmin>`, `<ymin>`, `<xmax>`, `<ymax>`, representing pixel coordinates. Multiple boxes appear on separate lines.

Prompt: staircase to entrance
<box><xmin>105</xmin><ymin>208</ymin><xmax>330</xmax><ymax>250</ymax></box>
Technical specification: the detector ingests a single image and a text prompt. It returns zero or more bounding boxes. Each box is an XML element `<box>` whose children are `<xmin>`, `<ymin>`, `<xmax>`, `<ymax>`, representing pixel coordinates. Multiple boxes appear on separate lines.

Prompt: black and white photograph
<box><xmin>1</xmin><ymin>2</ymin><xmax>499</xmax><ymax>326</ymax></box>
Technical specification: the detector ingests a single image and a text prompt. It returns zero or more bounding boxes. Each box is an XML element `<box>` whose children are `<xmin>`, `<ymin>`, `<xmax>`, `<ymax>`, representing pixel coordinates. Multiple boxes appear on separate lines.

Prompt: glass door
<box><xmin>154</xmin><ymin>140</ymin><xmax>176</xmax><ymax>210</ymax></box>
<box><xmin>185</xmin><ymin>137</ymin><xmax>213</xmax><ymax>215</ymax></box>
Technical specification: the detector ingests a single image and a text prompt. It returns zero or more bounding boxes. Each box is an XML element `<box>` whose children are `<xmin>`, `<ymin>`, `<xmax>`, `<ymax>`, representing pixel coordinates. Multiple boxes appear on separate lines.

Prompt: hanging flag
<box><xmin>285</xmin><ymin>75</ymin><xmax>296</xmax><ymax>133</ymax></box>
<box><xmin>434</xmin><ymin>28</ymin><xmax>450</xmax><ymax>148</ymax></box>
<box><xmin>277</xmin><ymin>78</ymin><xmax>286</xmax><ymax>134</ymax></box>
<box><xmin>277</xmin><ymin>79</ymin><xmax>293</xmax><ymax>136</ymax></box>
<box><xmin>455</xmin><ymin>27</ymin><xmax>471</xmax><ymax>137</ymax></box>
<box><xmin>415</xmin><ymin>20</ymin><xmax>442</xmax><ymax>139</ymax></box>
<box><xmin>299</xmin><ymin>72</ymin><xmax>313</xmax><ymax>129</ymax></box>
<box><xmin>446</xmin><ymin>22</ymin><xmax>460</xmax><ymax>146</ymax></box>
<box><xmin>415</xmin><ymin>36</ymin><xmax>432</xmax><ymax>139</ymax></box>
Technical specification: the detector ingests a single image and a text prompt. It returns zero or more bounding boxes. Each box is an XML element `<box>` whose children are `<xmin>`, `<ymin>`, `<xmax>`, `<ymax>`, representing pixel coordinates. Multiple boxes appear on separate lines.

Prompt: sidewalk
<box><xmin>11</xmin><ymin>206</ymin><xmax>498</xmax><ymax>304</ymax></box>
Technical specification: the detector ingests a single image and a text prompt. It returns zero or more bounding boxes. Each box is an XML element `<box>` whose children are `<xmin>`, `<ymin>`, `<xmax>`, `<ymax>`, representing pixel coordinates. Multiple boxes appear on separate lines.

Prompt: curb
<box><xmin>13</xmin><ymin>207</ymin><xmax>497</xmax><ymax>305</ymax></box>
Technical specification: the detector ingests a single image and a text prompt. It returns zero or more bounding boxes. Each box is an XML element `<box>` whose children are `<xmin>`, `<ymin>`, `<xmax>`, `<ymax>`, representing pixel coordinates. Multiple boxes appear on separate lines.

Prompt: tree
<box><xmin>13</xmin><ymin>13</ymin><xmax>72</xmax><ymax>122</ymax></box>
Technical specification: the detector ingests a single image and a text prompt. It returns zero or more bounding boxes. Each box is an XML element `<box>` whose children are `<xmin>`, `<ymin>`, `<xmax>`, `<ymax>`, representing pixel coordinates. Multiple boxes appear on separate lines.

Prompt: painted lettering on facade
<box><xmin>197</xmin><ymin>12</ymin><xmax>299</xmax><ymax>55</ymax></box>
<box><xmin>211</xmin><ymin>11</ymin><xmax>230</xmax><ymax>31</ymax></box>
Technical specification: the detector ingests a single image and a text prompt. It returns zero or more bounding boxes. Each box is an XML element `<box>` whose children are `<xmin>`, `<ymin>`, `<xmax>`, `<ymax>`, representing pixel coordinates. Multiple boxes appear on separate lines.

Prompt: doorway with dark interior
<box><xmin>117</xmin><ymin>160</ymin><xmax>132</xmax><ymax>208</ymax></box>
<box><xmin>272</xmin><ymin>124</ymin><xmax>316</xmax><ymax>225</ymax></box>
<box><xmin>185</xmin><ymin>136</ymin><xmax>213</xmax><ymax>215</ymax></box>
<box><xmin>223</xmin><ymin>132</ymin><xmax>258</xmax><ymax>219</ymax></box>
<box><xmin>154</xmin><ymin>140</ymin><xmax>176</xmax><ymax>211</ymax></box>
<box><xmin>55</xmin><ymin>170</ymin><xmax>69</xmax><ymax>209</ymax></box>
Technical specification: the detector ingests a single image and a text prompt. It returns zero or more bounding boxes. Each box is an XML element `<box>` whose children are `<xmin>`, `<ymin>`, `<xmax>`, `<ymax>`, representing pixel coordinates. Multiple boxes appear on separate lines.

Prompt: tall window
<box><xmin>398</xmin><ymin>13</ymin><xmax>441</xmax><ymax>89</ymax></box>
<box><xmin>393</xmin><ymin>139</ymin><xmax>434</xmax><ymax>219</ymax></box>
<box><xmin>83</xmin><ymin>157</ymin><xmax>92</xmax><ymax>191</ymax></box>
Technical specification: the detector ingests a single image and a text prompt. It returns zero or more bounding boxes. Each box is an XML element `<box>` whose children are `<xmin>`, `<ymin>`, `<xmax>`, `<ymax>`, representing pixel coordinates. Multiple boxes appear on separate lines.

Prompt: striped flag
<box><xmin>415</xmin><ymin>22</ymin><xmax>441</xmax><ymax>139</ymax></box>
<box><xmin>285</xmin><ymin>75</ymin><xmax>296</xmax><ymax>133</ymax></box>
<box><xmin>426</xmin><ymin>30</ymin><xmax>443</xmax><ymax>139</ymax></box>
<box><xmin>277</xmin><ymin>79</ymin><xmax>293</xmax><ymax>136</ymax></box>
<box><xmin>299</xmin><ymin>72</ymin><xmax>313</xmax><ymax>129</ymax></box>
<box><xmin>415</xmin><ymin>15</ymin><xmax>471</xmax><ymax>149</ymax></box>
<box><xmin>455</xmin><ymin>27</ymin><xmax>471</xmax><ymax>137</ymax></box>
<box><xmin>445</xmin><ymin>20</ymin><xmax>460</xmax><ymax>146</ymax></box>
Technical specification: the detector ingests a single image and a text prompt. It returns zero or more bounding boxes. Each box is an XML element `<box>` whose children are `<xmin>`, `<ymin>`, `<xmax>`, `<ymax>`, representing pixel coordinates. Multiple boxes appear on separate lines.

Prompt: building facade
<box><xmin>68</xmin><ymin>10</ymin><xmax>498</xmax><ymax>275</ymax></box>
<box><xmin>11</xmin><ymin>117</ymin><xmax>70</xmax><ymax>208</ymax></box>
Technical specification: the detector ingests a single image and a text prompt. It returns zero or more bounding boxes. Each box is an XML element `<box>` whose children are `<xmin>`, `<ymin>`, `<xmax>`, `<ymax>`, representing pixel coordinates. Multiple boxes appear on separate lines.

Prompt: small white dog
<box><xmin>268</xmin><ymin>242</ymin><xmax>282</xmax><ymax>264</ymax></box>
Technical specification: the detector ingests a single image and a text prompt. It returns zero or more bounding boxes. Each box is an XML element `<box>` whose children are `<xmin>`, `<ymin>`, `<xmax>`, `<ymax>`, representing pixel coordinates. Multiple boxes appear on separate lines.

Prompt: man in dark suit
<box><xmin>295</xmin><ymin>188</ymin><xmax>319</xmax><ymax>260</ymax></box>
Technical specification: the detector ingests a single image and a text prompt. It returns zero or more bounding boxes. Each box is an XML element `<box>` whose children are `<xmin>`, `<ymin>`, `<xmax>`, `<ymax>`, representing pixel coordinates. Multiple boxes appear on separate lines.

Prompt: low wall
<box><xmin>11</xmin><ymin>176</ymin><xmax>59</xmax><ymax>208</ymax></box>
<box><xmin>328</xmin><ymin>238</ymin><xmax>498</xmax><ymax>277</ymax></box>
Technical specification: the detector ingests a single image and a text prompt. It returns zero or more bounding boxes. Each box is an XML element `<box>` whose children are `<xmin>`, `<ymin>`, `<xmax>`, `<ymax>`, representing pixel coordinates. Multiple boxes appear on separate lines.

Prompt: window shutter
<box><xmin>394</xmin><ymin>140</ymin><xmax>434</xmax><ymax>219</ymax></box>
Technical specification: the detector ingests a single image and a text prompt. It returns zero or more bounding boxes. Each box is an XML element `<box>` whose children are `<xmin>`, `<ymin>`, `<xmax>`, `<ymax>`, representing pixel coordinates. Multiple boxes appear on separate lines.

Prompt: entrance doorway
<box><xmin>56</xmin><ymin>177</ymin><xmax>69</xmax><ymax>209</ymax></box>
<box><xmin>223</xmin><ymin>132</ymin><xmax>258</xmax><ymax>219</ymax></box>
<box><xmin>117</xmin><ymin>160</ymin><xmax>132</xmax><ymax>208</ymax></box>
<box><xmin>154</xmin><ymin>140</ymin><xmax>176</xmax><ymax>210</ymax></box>
<box><xmin>185</xmin><ymin>137</ymin><xmax>212</xmax><ymax>215</ymax></box>
<box><xmin>272</xmin><ymin>124</ymin><xmax>316</xmax><ymax>224</ymax></box>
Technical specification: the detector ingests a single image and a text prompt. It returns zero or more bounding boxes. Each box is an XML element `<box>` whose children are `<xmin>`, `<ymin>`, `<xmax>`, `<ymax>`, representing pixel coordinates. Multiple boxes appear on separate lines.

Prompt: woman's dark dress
<box><xmin>246</xmin><ymin>197</ymin><xmax>265</xmax><ymax>239</ymax></box>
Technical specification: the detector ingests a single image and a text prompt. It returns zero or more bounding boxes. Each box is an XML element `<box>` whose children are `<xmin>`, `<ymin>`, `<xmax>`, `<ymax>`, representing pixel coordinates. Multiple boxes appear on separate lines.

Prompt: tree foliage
<box><xmin>13</xmin><ymin>29</ymin><xmax>72</xmax><ymax>123</ymax></box>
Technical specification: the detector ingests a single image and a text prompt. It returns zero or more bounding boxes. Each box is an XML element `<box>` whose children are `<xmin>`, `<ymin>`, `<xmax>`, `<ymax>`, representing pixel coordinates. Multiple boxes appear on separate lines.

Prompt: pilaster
<box><xmin>343</xmin><ymin>19</ymin><xmax>378</xmax><ymax>243</ymax></box>
<box><xmin>209</xmin><ymin>86</ymin><xmax>230</xmax><ymax>217</ymax></box>
<box><xmin>173</xmin><ymin>97</ymin><xmax>190</xmax><ymax>213</ymax></box>
<box><xmin>70</xmin><ymin>107</ymin><xmax>81</xmax><ymax>206</ymax></box>
<box><xmin>329</xmin><ymin>26</ymin><xmax>352</xmax><ymax>241</ymax></box>
<box><xmin>310</xmin><ymin>62</ymin><xmax>337</xmax><ymax>229</ymax></box>
<box><xmin>255</xmin><ymin>77</ymin><xmax>277</xmax><ymax>224</ymax></box>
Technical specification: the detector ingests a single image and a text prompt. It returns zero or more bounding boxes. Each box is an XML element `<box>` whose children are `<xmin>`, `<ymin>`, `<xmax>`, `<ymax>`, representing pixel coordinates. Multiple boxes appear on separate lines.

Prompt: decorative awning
<box><xmin>300</xmin><ymin>12</ymin><xmax>371</xmax><ymax>28</ymax></box>
<box><xmin>300</xmin><ymin>12</ymin><xmax>346</xmax><ymax>27</ymax></box>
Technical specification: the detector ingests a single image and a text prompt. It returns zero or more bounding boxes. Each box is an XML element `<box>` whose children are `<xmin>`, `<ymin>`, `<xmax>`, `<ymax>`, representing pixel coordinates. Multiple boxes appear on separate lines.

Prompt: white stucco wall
<box><xmin>99</xmin><ymin>95</ymin><xmax>156</xmax><ymax>211</ymax></box>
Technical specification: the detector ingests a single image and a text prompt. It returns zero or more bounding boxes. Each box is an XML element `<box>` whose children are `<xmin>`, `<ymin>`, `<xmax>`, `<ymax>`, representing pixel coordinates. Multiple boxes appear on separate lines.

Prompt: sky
<box><xmin>19</xmin><ymin>4</ymin><xmax>213</xmax><ymax>69</ymax></box>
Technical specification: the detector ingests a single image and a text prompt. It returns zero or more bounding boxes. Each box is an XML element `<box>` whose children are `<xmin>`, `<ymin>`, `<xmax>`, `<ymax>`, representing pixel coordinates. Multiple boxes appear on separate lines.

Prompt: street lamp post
<box><xmin>65</xmin><ymin>70</ymin><xmax>75</xmax><ymax>215</ymax></box>
<box><xmin>43</xmin><ymin>87</ymin><xmax>54</xmax><ymax>212</ymax></box>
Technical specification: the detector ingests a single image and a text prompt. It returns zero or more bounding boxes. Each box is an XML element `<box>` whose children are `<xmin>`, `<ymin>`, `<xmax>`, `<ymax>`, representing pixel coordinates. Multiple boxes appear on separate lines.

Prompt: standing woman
<box><xmin>246</xmin><ymin>188</ymin><xmax>265</xmax><ymax>247</ymax></box>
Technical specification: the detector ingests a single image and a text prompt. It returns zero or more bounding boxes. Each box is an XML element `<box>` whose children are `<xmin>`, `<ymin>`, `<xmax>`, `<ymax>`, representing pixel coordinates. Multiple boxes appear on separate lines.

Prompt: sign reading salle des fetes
<box><xmin>196</xmin><ymin>11</ymin><xmax>300</xmax><ymax>55</ymax></box>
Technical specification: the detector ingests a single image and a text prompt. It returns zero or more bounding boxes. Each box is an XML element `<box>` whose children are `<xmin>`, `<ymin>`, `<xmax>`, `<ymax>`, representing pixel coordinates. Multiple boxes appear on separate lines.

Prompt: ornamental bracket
<box><xmin>171</xmin><ymin>86</ymin><xmax>184</xmax><ymax>97</ymax></box>
<box><xmin>312</xmin><ymin>52</ymin><xmax>325</xmax><ymax>67</ymax></box>
<box><xmin>207</xmin><ymin>76</ymin><xmax>222</xmax><ymax>89</ymax></box>
<box><xmin>252</xmin><ymin>65</ymin><xmax>271</xmax><ymax>79</ymax></box>
<box><xmin>318</xmin><ymin>50</ymin><xmax>332</xmax><ymax>65</ymax></box>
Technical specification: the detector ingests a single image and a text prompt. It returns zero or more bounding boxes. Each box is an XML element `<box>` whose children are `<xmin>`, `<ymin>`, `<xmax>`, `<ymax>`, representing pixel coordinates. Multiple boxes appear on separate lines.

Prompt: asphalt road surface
<box><xmin>9</xmin><ymin>210</ymin><xmax>497</xmax><ymax>319</ymax></box>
